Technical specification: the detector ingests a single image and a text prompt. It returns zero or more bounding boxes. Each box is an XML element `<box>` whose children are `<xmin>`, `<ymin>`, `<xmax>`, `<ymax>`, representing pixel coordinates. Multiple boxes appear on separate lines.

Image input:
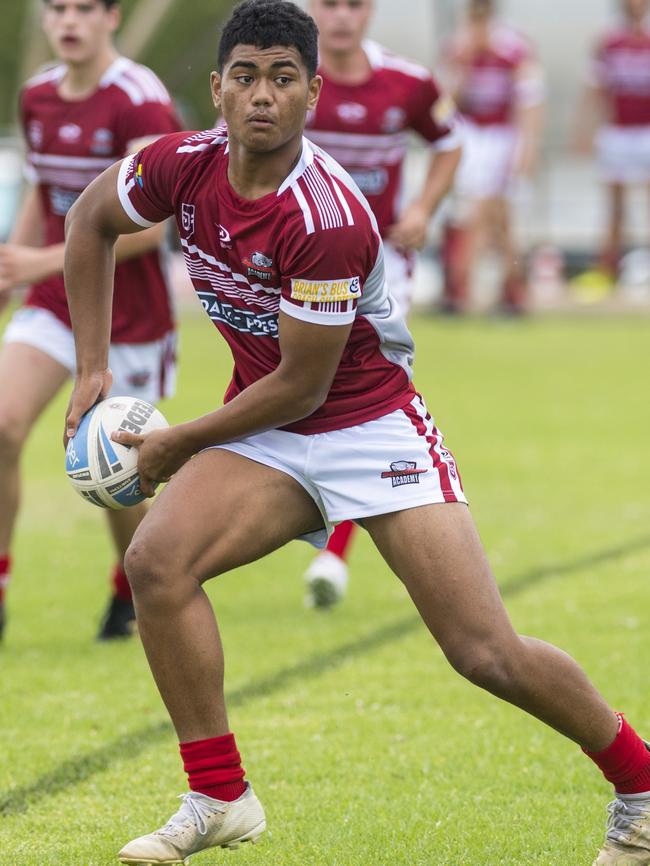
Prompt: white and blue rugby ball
<box><xmin>65</xmin><ymin>396</ymin><xmax>169</xmax><ymax>509</ymax></box>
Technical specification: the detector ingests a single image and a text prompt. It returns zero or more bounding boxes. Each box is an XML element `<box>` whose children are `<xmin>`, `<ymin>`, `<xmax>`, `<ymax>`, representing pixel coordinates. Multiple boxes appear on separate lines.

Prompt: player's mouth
<box><xmin>247</xmin><ymin>114</ymin><xmax>275</xmax><ymax>128</ymax></box>
<box><xmin>60</xmin><ymin>35</ymin><xmax>82</xmax><ymax>48</ymax></box>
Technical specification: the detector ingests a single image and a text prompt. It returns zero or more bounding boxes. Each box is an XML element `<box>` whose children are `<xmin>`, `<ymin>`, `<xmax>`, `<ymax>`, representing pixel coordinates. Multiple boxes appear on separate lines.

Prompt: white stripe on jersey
<box><xmin>181</xmin><ymin>238</ymin><xmax>281</xmax><ymax>303</ymax></box>
<box><xmin>363</xmin><ymin>39</ymin><xmax>431</xmax><ymax>82</ymax></box>
<box><xmin>291</xmin><ymin>182</ymin><xmax>316</xmax><ymax>235</ymax></box>
<box><xmin>29</xmin><ymin>153</ymin><xmax>115</xmax><ymax>170</ymax></box>
<box><xmin>24</xmin><ymin>63</ymin><xmax>66</xmax><ymax>89</ymax></box>
<box><xmin>306</xmin><ymin>129</ymin><xmax>409</xmax><ymax>151</ymax></box>
<box><xmin>279</xmin><ymin>297</ymin><xmax>356</xmax><ymax>326</ymax></box>
<box><xmin>100</xmin><ymin>57</ymin><xmax>171</xmax><ymax>105</ymax></box>
<box><xmin>176</xmin><ymin>130</ymin><xmax>227</xmax><ymax>154</ymax></box>
<box><xmin>117</xmin><ymin>156</ymin><xmax>157</xmax><ymax>227</ymax></box>
<box><xmin>302</xmin><ymin>165</ymin><xmax>344</xmax><ymax>230</ymax></box>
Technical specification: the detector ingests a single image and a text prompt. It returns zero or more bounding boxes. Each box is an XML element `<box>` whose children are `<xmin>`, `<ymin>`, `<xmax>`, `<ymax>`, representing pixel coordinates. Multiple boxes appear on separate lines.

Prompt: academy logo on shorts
<box><xmin>290</xmin><ymin>276</ymin><xmax>361</xmax><ymax>304</ymax></box>
<box><xmin>381</xmin><ymin>461</ymin><xmax>428</xmax><ymax>488</ymax></box>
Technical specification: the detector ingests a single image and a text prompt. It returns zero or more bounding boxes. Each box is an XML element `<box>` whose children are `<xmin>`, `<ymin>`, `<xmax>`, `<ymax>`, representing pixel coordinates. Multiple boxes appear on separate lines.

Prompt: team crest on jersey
<box><xmin>181</xmin><ymin>203</ymin><xmax>195</xmax><ymax>236</ymax></box>
<box><xmin>28</xmin><ymin>120</ymin><xmax>43</xmax><ymax>150</ymax></box>
<box><xmin>90</xmin><ymin>127</ymin><xmax>114</xmax><ymax>156</ymax></box>
<box><xmin>244</xmin><ymin>252</ymin><xmax>274</xmax><ymax>281</ymax></box>
<box><xmin>381</xmin><ymin>461</ymin><xmax>428</xmax><ymax>488</ymax></box>
<box><xmin>59</xmin><ymin>123</ymin><xmax>82</xmax><ymax>143</ymax></box>
<box><xmin>337</xmin><ymin>102</ymin><xmax>368</xmax><ymax>124</ymax></box>
<box><xmin>381</xmin><ymin>107</ymin><xmax>406</xmax><ymax>133</ymax></box>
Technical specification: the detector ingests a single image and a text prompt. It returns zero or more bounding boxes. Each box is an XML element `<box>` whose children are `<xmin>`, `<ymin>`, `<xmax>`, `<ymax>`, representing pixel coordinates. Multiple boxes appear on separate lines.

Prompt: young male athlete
<box><xmin>0</xmin><ymin>0</ymin><xmax>180</xmax><ymax>640</ymax></box>
<box><xmin>577</xmin><ymin>0</ymin><xmax>650</xmax><ymax>281</ymax></box>
<box><xmin>301</xmin><ymin>0</ymin><xmax>462</xmax><ymax>607</ymax></box>
<box><xmin>441</xmin><ymin>0</ymin><xmax>544</xmax><ymax>314</ymax></box>
<box><xmin>63</xmin><ymin>2</ymin><xmax>650</xmax><ymax>863</ymax></box>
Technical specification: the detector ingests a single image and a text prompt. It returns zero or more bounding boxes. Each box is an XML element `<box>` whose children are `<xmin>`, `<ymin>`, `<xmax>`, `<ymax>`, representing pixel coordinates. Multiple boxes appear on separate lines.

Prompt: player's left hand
<box><xmin>111</xmin><ymin>426</ymin><xmax>190</xmax><ymax>498</ymax></box>
<box><xmin>0</xmin><ymin>244</ymin><xmax>52</xmax><ymax>291</ymax></box>
<box><xmin>387</xmin><ymin>203</ymin><xmax>430</xmax><ymax>251</ymax></box>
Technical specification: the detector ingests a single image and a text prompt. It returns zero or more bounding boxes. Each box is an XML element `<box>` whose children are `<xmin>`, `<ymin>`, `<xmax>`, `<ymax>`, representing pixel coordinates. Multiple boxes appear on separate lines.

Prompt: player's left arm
<box><xmin>513</xmin><ymin>58</ymin><xmax>546</xmax><ymax>177</ymax></box>
<box><xmin>388</xmin><ymin>82</ymin><xmax>462</xmax><ymax>251</ymax></box>
<box><xmin>113</xmin><ymin>313</ymin><xmax>354</xmax><ymax>496</ymax></box>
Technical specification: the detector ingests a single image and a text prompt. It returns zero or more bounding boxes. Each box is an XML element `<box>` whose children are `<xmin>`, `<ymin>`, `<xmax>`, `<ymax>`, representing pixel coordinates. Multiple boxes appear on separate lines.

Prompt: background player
<box><xmin>441</xmin><ymin>0</ymin><xmax>544</xmax><ymax>314</ymax></box>
<box><xmin>301</xmin><ymin>0</ymin><xmax>462</xmax><ymax>608</ymax></box>
<box><xmin>0</xmin><ymin>0</ymin><xmax>180</xmax><ymax>640</ymax></box>
<box><xmin>63</xmin><ymin>3</ymin><xmax>650</xmax><ymax>863</ymax></box>
<box><xmin>576</xmin><ymin>0</ymin><xmax>650</xmax><ymax>284</ymax></box>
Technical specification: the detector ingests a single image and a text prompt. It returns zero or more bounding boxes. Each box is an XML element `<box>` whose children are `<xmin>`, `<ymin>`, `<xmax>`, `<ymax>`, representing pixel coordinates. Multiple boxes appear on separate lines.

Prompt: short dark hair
<box><xmin>43</xmin><ymin>0</ymin><xmax>120</xmax><ymax>6</ymax></box>
<box><xmin>218</xmin><ymin>0</ymin><xmax>319</xmax><ymax>79</ymax></box>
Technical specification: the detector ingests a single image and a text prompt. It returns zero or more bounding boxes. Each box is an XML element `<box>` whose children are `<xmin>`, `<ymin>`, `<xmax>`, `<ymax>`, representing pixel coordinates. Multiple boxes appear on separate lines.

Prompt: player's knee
<box><xmin>124</xmin><ymin>534</ymin><xmax>186</xmax><ymax>603</ymax></box>
<box><xmin>444</xmin><ymin>637</ymin><xmax>518</xmax><ymax>694</ymax></box>
<box><xmin>0</xmin><ymin>409</ymin><xmax>27</xmax><ymax>460</ymax></box>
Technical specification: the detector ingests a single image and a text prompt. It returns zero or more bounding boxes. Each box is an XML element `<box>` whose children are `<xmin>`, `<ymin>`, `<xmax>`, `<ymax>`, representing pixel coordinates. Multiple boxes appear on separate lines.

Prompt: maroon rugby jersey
<box><xmin>20</xmin><ymin>56</ymin><xmax>181</xmax><ymax>343</ymax></box>
<box><xmin>447</xmin><ymin>24</ymin><xmax>533</xmax><ymax>126</ymax></box>
<box><xmin>305</xmin><ymin>41</ymin><xmax>459</xmax><ymax>237</ymax></box>
<box><xmin>118</xmin><ymin>128</ymin><xmax>416</xmax><ymax>434</ymax></box>
<box><xmin>592</xmin><ymin>24</ymin><xmax>650</xmax><ymax>126</ymax></box>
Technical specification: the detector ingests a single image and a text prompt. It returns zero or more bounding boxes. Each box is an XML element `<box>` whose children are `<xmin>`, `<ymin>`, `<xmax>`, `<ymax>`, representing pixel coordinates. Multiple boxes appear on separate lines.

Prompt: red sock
<box><xmin>180</xmin><ymin>733</ymin><xmax>246</xmax><ymax>802</ymax></box>
<box><xmin>111</xmin><ymin>563</ymin><xmax>132</xmax><ymax>602</ymax></box>
<box><xmin>585</xmin><ymin>714</ymin><xmax>650</xmax><ymax>794</ymax></box>
<box><xmin>326</xmin><ymin>521</ymin><xmax>356</xmax><ymax>562</ymax></box>
<box><xmin>0</xmin><ymin>555</ymin><xmax>11</xmax><ymax>604</ymax></box>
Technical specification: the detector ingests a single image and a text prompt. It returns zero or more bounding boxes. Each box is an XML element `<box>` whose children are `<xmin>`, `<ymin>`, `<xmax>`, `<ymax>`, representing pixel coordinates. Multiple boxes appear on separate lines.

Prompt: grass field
<box><xmin>2</xmin><ymin>306</ymin><xmax>650</xmax><ymax>866</ymax></box>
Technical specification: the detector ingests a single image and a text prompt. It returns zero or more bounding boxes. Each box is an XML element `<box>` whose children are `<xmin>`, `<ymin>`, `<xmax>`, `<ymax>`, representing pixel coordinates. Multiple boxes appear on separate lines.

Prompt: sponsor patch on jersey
<box><xmin>381</xmin><ymin>106</ymin><xmax>406</xmax><ymax>133</ymax></box>
<box><xmin>244</xmin><ymin>251</ymin><xmax>274</xmax><ymax>281</ymax></box>
<box><xmin>90</xmin><ymin>127</ymin><xmax>114</xmax><ymax>156</ymax></box>
<box><xmin>337</xmin><ymin>102</ymin><xmax>368</xmax><ymax>123</ymax></box>
<box><xmin>381</xmin><ymin>461</ymin><xmax>428</xmax><ymax>488</ymax></box>
<box><xmin>59</xmin><ymin>123</ymin><xmax>82</xmax><ymax>143</ymax></box>
<box><xmin>290</xmin><ymin>276</ymin><xmax>361</xmax><ymax>303</ymax></box>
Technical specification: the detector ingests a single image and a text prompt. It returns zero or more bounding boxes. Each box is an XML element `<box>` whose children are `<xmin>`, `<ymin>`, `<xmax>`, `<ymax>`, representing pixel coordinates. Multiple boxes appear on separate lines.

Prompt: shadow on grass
<box><xmin>2</xmin><ymin>532</ymin><xmax>649</xmax><ymax>817</ymax></box>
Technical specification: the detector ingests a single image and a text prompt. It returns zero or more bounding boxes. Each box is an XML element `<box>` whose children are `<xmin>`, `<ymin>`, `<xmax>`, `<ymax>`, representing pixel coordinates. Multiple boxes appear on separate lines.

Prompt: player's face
<box><xmin>468</xmin><ymin>0</ymin><xmax>494</xmax><ymax>22</ymax></box>
<box><xmin>310</xmin><ymin>0</ymin><xmax>373</xmax><ymax>55</ymax></box>
<box><xmin>42</xmin><ymin>0</ymin><xmax>120</xmax><ymax>65</ymax></box>
<box><xmin>622</xmin><ymin>0</ymin><xmax>649</xmax><ymax>22</ymax></box>
<box><xmin>212</xmin><ymin>45</ymin><xmax>322</xmax><ymax>155</ymax></box>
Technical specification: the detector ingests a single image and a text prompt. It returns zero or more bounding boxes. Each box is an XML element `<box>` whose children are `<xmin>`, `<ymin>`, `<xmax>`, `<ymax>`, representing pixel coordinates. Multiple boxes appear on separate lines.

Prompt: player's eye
<box><xmin>275</xmin><ymin>76</ymin><xmax>292</xmax><ymax>86</ymax></box>
<box><xmin>235</xmin><ymin>75</ymin><xmax>254</xmax><ymax>85</ymax></box>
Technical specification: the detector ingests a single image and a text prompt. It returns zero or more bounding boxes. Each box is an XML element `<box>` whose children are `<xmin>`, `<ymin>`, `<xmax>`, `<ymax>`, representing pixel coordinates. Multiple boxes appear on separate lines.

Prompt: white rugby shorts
<box><xmin>3</xmin><ymin>306</ymin><xmax>177</xmax><ymax>402</ymax></box>
<box><xmin>455</xmin><ymin>122</ymin><xmax>518</xmax><ymax>201</ymax></box>
<box><xmin>383</xmin><ymin>241</ymin><xmax>415</xmax><ymax>316</ymax></box>
<box><xmin>596</xmin><ymin>125</ymin><xmax>650</xmax><ymax>184</ymax></box>
<box><xmin>216</xmin><ymin>394</ymin><xmax>467</xmax><ymax>548</ymax></box>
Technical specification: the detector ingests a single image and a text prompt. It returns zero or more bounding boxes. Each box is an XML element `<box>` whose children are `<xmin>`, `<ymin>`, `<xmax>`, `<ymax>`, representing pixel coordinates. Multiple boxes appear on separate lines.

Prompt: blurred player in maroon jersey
<box><xmin>577</xmin><ymin>0</ymin><xmax>650</xmax><ymax>283</ymax></box>
<box><xmin>61</xmin><ymin>4</ymin><xmax>650</xmax><ymax>862</ymax></box>
<box><xmin>0</xmin><ymin>0</ymin><xmax>180</xmax><ymax>640</ymax></box>
<box><xmin>441</xmin><ymin>0</ymin><xmax>544</xmax><ymax>314</ymax></box>
<box><xmin>301</xmin><ymin>0</ymin><xmax>462</xmax><ymax>608</ymax></box>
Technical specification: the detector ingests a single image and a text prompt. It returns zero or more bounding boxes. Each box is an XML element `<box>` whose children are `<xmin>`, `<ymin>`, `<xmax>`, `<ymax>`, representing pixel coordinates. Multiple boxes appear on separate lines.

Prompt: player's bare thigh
<box><xmin>128</xmin><ymin>447</ymin><xmax>325</xmax><ymax>585</ymax></box>
<box><xmin>363</xmin><ymin>502</ymin><xmax>519</xmax><ymax>660</ymax></box>
<box><xmin>0</xmin><ymin>341</ymin><xmax>69</xmax><ymax>441</ymax></box>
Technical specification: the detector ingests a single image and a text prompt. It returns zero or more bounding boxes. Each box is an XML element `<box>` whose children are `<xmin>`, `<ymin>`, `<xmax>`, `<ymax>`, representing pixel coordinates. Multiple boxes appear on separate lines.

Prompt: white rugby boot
<box><xmin>593</xmin><ymin>793</ymin><xmax>650</xmax><ymax>864</ymax></box>
<box><xmin>304</xmin><ymin>551</ymin><xmax>348</xmax><ymax>609</ymax></box>
<box><xmin>118</xmin><ymin>783</ymin><xmax>266</xmax><ymax>865</ymax></box>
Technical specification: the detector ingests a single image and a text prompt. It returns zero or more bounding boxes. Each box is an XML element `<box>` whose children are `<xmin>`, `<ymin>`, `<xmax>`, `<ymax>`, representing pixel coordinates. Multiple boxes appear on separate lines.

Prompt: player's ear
<box><xmin>107</xmin><ymin>3</ymin><xmax>121</xmax><ymax>34</ymax></box>
<box><xmin>307</xmin><ymin>74</ymin><xmax>322</xmax><ymax>112</ymax></box>
<box><xmin>211</xmin><ymin>71</ymin><xmax>222</xmax><ymax>110</ymax></box>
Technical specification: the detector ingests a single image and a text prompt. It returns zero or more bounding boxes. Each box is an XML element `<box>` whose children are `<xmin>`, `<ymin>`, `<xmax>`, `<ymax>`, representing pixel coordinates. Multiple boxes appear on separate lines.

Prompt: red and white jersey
<box><xmin>447</xmin><ymin>23</ymin><xmax>536</xmax><ymax>126</ymax></box>
<box><xmin>305</xmin><ymin>41</ymin><xmax>460</xmax><ymax>237</ymax></box>
<box><xmin>117</xmin><ymin>127</ymin><xmax>416</xmax><ymax>434</ymax></box>
<box><xmin>20</xmin><ymin>56</ymin><xmax>181</xmax><ymax>343</ymax></box>
<box><xmin>591</xmin><ymin>23</ymin><xmax>650</xmax><ymax>126</ymax></box>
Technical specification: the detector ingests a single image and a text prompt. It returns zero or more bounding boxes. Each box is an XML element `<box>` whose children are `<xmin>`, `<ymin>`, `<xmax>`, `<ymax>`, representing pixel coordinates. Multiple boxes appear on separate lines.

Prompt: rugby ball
<box><xmin>65</xmin><ymin>396</ymin><xmax>169</xmax><ymax>509</ymax></box>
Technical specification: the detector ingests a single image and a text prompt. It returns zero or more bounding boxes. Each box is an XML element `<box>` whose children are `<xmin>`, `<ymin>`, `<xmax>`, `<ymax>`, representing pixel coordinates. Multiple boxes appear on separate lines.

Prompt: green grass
<box><xmin>2</xmin><ymin>307</ymin><xmax>650</xmax><ymax>865</ymax></box>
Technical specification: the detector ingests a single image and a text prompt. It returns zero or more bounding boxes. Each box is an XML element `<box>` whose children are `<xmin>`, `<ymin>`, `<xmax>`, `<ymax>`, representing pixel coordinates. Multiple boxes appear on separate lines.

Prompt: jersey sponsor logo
<box><xmin>181</xmin><ymin>203</ymin><xmax>196</xmax><ymax>236</ymax></box>
<box><xmin>381</xmin><ymin>106</ymin><xmax>406</xmax><ymax>133</ymax></box>
<box><xmin>90</xmin><ymin>127</ymin><xmax>114</xmax><ymax>156</ymax></box>
<box><xmin>49</xmin><ymin>186</ymin><xmax>81</xmax><ymax>216</ymax></box>
<box><xmin>218</xmin><ymin>224</ymin><xmax>232</xmax><ymax>249</ymax></box>
<box><xmin>197</xmin><ymin>291</ymin><xmax>279</xmax><ymax>338</ymax></box>
<box><xmin>336</xmin><ymin>102</ymin><xmax>368</xmax><ymax>123</ymax></box>
<box><xmin>290</xmin><ymin>276</ymin><xmax>361</xmax><ymax>304</ymax></box>
<box><xmin>349</xmin><ymin>167</ymin><xmax>389</xmax><ymax>196</ymax></box>
<box><xmin>381</xmin><ymin>461</ymin><xmax>428</xmax><ymax>488</ymax></box>
<box><xmin>59</xmin><ymin>123</ymin><xmax>82</xmax><ymax>143</ymax></box>
<box><xmin>244</xmin><ymin>251</ymin><xmax>274</xmax><ymax>281</ymax></box>
<box><xmin>28</xmin><ymin>120</ymin><xmax>43</xmax><ymax>150</ymax></box>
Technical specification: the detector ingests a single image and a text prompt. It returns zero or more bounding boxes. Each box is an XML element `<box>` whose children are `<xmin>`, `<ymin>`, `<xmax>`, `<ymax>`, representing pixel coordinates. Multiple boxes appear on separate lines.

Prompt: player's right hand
<box><xmin>64</xmin><ymin>369</ymin><xmax>113</xmax><ymax>446</ymax></box>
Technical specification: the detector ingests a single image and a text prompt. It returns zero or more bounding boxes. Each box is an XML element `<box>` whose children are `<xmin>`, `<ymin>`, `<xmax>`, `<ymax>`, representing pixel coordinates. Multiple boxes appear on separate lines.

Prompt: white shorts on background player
<box><xmin>216</xmin><ymin>393</ymin><xmax>467</xmax><ymax>549</ymax></box>
<box><xmin>596</xmin><ymin>125</ymin><xmax>650</xmax><ymax>184</ymax></box>
<box><xmin>455</xmin><ymin>122</ymin><xmax>518</xmax><ymax>201</ymax></box>
<box><xmin>3</xmin><ymin>306</ymin><xmax>177</xmax><ymax>403</ymax></box>
<box><xmin>383</xmin><ymin>241</ymin><xmax>414</xmax><ymax>315</ymax></box>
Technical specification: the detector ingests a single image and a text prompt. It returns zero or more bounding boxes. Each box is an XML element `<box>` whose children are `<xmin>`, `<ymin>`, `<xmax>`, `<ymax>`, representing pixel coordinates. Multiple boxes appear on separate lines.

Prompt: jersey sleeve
<box><xmin>279</xmin><ymin>220</ymin><xmax>376</xmax><ymax>327</ymax></box>
<box><xmin>408</xmin><ymin>75</ymin><xmax>462</xmax><ymax>152</ymax></box>
<box><xmin>116</xmin><ymin>131</ymin><xmax>189</xmax><ymax>227</ymax></box>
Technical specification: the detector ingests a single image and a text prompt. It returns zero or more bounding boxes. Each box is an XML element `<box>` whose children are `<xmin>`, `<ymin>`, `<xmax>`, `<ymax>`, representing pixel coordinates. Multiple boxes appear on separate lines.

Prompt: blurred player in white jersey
<box><xmin>0</xmin><ymin>0</ymin><xmax>180</xmax><ymax>640</ymax></box>
<box><xmin>441</xmin><ymin>0</ymin><xmax>544</xmax><ymax>314</ymax></box>
<box><xmin>577</xmin><ymin>0</ymin><xmax>650</xmax><ymax>283</ymax></box>
<box><xmin>61</xmin><ymin>4</ymin><xmax>650</xmax><ymax>862</ymax></box>
<box><xmin>301</xmin><ymin>0</ymin><xmax>462</xmax><ymax>607</ymax></box>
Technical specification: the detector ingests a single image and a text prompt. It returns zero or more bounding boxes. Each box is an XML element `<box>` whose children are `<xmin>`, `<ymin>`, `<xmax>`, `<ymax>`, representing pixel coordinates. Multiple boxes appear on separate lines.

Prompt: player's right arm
<box><xmin>64</xmin><ymin>159</ymin><xmax>158</xmax><ymax>441</ymax></box>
